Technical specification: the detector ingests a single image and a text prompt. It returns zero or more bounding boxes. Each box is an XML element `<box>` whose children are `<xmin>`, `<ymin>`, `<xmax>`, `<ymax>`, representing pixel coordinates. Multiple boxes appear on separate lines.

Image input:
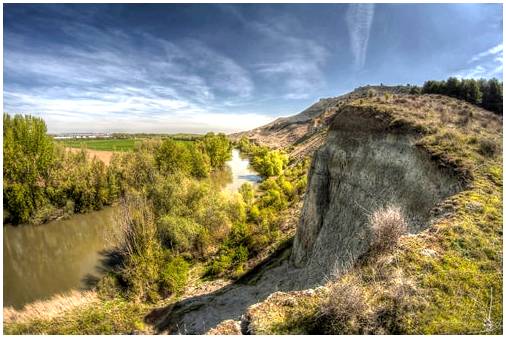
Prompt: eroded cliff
<box><xmin>292</xmin><ymin>105</ymin><xmax>463</xmax><ymax>285</ymax></box>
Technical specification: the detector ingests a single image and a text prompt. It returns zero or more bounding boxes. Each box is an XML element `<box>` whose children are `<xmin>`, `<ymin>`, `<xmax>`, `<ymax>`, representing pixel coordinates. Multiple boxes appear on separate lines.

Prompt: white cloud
<box><xmin>4</xmin><ymin>21</ymin><xmax>261</xmax><ymax>133</ymax></box>
<box><xmin>454</xmin><ymin>44</ymin><xmax>503</xmax><ymax>79</ymax></box>
<box><xmin>346</xmin><ymin>4</ymin><xmax>375</xmax><ymax>71</ymax></box>
<box><xmin>4</xmin><ymin>89</ymin><xmax>273</xmax><ymax>134</ymax></box>
<box><xmin>469</xmin><ymin>43</ymin><xmax>503</xmax><ymax>63</ymax></box>
<box><xmin>251</xmin><ymin>18</ymin><xmax>329</xmax><ymax>99</ymax></box>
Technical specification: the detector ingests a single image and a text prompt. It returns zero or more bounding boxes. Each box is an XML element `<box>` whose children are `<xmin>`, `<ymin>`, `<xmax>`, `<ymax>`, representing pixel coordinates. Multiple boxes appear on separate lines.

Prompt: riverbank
<box><xmin>3</xmin><ymin>142</ymin><xmax>308</xmax><ymax>334</ymax></box>
<box><xmin>3</xmin><ymin>199</ymin><xmax>302</xmax><ymax>335</ymax></box>
<box><xmin>3</xmin><ymin>148</ymin><xmax>262</xmax><ymax>310</ymax></box>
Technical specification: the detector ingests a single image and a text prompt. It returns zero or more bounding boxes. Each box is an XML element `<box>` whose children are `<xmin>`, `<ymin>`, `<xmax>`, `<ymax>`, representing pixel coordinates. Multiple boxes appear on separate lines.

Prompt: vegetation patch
<box><xmin>205</xmin><ymin>139</ymin><xmax>309</xmax><ymax>279</ymax></box>
<box><xmin>4</xmin><ymin>298</ymin><xmax>150</xmax><ymax>335</ymax></box>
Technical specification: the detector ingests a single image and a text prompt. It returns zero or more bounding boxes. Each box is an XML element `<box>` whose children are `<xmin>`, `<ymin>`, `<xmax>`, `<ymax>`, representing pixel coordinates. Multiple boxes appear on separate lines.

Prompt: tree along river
<box><xmin>3</xmin><ymin>149</ymin><xmax>260</xmax><ymax>309</ymax></box>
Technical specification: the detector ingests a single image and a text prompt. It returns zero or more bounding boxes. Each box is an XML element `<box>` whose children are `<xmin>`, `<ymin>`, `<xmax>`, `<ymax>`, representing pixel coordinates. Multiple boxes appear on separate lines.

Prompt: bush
<box><xmin>369</xmin><ymin>206</ymin><xmax>407</xmax><ymax>254</ymax></box>
<box><xmin>116</xmin><ymin>195</ymin><xmax>165</xmax><ymax>302</ymax></box>
<box><xmin>97</xmin><ymin>274</ymin><xmax>121</xmax><ymax>300</ymax></box>
<box><xmin>157</xmin><ymin>215</ymin><xmax>206</xmax><ymax>254</ymax></box>
<box><xmin>317</xmin><ymin>277</ymin><xmax>369</xmax><ymax>334</ymax></box>
<box><xmin>478</xmin><ymin>138</ymin><xmax>499</xmax><ymax>158</ymax></box>
<box><xmin>28</xmin><ymin>202</ymin><xmax>59</xmax><ymax>225</ymax></box>
<box><xmin>239</xmin><ymin>183</ymin><xmax>255</xmax><ymax>205</ymax></box>
<box><xmin>159</xmin><ymin>256</ymin><xmax>189</xmax><ymax>296</ymax></box>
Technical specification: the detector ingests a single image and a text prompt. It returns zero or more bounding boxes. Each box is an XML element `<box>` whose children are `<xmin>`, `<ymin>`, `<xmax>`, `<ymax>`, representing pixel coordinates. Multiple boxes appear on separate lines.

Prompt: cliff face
<box><xmin>291</xmin><ymin>105</ymin><xmax>462</xmax><ymax>284</ymax></box>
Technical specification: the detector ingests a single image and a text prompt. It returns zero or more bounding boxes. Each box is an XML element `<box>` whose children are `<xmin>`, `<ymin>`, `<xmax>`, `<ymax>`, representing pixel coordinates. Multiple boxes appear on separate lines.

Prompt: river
<box><xmin>3</xmin><ymin>149</ymin><xmax>260</xmax><ymax>309</ymax></box>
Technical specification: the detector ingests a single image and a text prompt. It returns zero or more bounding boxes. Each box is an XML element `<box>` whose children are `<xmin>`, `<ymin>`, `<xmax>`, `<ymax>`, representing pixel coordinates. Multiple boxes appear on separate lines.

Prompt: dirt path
<box><xmin>146</xmin><ymin>240</ymin><xmax>315</xmax><ymax>334</ymax></box>
<box><xmin>65</xmin><ymin>148</ymin><xmax>114</xmax><ymax>165</ymax></box>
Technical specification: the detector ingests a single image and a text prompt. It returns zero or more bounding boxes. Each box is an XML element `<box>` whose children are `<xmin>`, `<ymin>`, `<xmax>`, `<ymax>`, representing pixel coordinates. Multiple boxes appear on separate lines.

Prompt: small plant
<box><xmin>317</xmin><ymin>277</ymin><xmax>369</xmax><ymax>334</ymax></box>
<box><xmin>478</xmin><ymin>138</ymin><xmax>499</xmax><ymax>158</ymax></box>
<box><xmin>369</xmin><ymin>206</ymin><xmax>407</xmax><ymax>254</ymax></box>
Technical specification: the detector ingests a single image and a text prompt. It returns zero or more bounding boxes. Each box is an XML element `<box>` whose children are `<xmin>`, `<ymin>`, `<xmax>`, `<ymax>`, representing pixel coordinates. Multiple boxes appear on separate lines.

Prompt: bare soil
<box><xmin>65</xmin><ymin>148</ymin><xmax>114</xmax><ymax>165</ymax></box>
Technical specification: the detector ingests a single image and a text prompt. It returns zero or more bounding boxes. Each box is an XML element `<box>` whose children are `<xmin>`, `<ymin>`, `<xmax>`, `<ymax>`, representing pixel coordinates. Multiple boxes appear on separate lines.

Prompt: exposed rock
<box><xmin>466</xmin><ymin>201</ymin><xmax>484</xmax><ymax>213</ymax></box>
<box><xmin>207</xmin><ymin>320</ymin><xmax>242</xmax><ymax>335</ymax></box>
<box><xmin>420</xmin><ymin>248</ymin><xmax>438</xmax><ymax>257</ymax></box>
<box><xmin>291</xmin><ymin>105</ymin><xmax>463</xmax><ymax>285</ymax></box>
<box><xmin>243</xmin><ymin>288</ymin><xmax>327</xmax><ymax>335</ymax></box>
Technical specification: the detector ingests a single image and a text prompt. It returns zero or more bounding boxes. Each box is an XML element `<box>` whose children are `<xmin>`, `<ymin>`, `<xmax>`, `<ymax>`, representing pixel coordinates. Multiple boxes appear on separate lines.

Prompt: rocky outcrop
<box><xmin>291</xmin><ymin>105</ymin><xmax>463</xmax><ymax>285</ymax></box>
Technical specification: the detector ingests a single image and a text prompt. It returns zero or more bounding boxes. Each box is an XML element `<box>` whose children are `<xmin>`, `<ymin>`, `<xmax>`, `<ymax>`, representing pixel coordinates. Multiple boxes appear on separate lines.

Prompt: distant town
<box><xmin>50</xmin><ymin>132</ymin><xmax>113</xmax><ymax>139</ymax></box>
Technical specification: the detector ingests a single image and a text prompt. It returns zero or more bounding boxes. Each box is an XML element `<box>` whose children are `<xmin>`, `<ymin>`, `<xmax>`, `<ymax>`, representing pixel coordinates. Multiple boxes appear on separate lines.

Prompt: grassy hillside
<box><xmin>244</xmin><ymin>93</ymin><xmax>503</xmax><ymax>334</ymax></box>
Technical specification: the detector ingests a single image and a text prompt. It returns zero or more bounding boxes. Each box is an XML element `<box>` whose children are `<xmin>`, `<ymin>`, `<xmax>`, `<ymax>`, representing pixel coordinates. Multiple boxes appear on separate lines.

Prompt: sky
<box><xmin>3</xmin><ymin>3</ymin><xmax>503</xmax><ymax>134</ymax></box>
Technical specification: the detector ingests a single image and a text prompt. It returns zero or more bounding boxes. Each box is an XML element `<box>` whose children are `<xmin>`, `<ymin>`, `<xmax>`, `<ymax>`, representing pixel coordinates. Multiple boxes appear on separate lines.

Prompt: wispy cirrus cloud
<box><xmin>346</xmin><ymin>4</ymin><xmax>375</xmax><ymax>71</ymax></box>
<box><xmin>469</xmin><ymin>43</ymin><xmax>503</xmax><ymax>63</ymax></box>
<box><xmin>251</xmin><ymin>17</ymin><xmax>329</xmax><ymax>99</ymax></box>
<box><xmin>3</xmin><ymin>17</ymin><xmax>267</xmax><ymax>133</ymax></box>
<box><xmin>454</xmin><ymin>43</ymin><xmax>503</xmax><ymax>79</ymax></box>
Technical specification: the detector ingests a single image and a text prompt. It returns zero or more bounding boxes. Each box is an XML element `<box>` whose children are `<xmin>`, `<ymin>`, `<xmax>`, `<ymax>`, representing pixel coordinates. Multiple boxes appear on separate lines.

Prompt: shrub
<box><xmin>116</xmin><ymin>195</ymin><xmax>164</xmax><ymax>302</ymax></box>
<box><xmin>317</xmin><ymin>277</ymin><xmax>369</xmax><ymax>334</ymax></box>
<box><xmin>97</xmin><ymin>274</ymin><xmax>121</xmax><ymax>300</ymax></box>
<box><xmin>478</xmin><ymin>138</ymin><xmax>499</xmax><ymax>158</ymax></box>
<box><xmin>157</xmin><ymin>215</ymin><xmax>206</xmax><ymax>254</ymax></box>
<box><xmin>159</xmin><ymin>256</ymin><xmax>189</xmax><ymax>296</ymax></box>
<box><xmin>239</xmin><ymin>183</ymin><xmax>255</xmax><ymax>205</ymax></box>
<box><xmin>29</xmin><ymin>202</ymin><xmax>59</xmax><ymax>225</ymax></box>
<box><xmin>369</xmin><ymin>206</ymin><xmax>407</xmax><ymax>254</ymax></box>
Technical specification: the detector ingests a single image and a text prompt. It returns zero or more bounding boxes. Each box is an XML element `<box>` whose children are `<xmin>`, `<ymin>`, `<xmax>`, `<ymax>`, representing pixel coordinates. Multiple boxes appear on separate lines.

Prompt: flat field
<box><xmin>58</xmin><ymin>138</ymin><xmax>138</xmax><ymax>151</ymax></box>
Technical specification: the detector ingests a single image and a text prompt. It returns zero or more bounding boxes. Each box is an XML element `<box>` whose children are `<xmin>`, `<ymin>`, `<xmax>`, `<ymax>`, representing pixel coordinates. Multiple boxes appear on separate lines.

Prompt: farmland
<box><xmin>57</xmin><ymin>138</ymin><xmax>139</xmax><ymax>151</ymax></box>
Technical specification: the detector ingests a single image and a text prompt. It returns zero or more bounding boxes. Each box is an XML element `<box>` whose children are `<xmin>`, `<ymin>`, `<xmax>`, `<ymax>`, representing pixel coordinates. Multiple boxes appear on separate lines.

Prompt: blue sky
<box><xmin>3</xmin><ymin>3</ymin><xmax>503</xmax><ymax>133</ymax></box>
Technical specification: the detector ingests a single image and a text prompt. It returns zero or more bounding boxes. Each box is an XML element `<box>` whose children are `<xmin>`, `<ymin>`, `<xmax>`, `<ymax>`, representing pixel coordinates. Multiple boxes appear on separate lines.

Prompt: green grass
<box><xmin>59</xmin><ymin>137</ymin><xmax>196</xmax><ymax>152</ymax></box>
<box><xmin>58</xmin><ymin>138</ymin><xmax>139</xmax><ymax>151</ymax></box>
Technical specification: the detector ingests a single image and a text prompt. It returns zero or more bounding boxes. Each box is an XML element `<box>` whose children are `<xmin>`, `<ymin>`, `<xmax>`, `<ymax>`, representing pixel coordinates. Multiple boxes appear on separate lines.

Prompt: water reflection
<box><xmin>3</xmin><ymin>207</ymin><xmax>120</xmax><ymax>309</ymax></box>
<box><xmin>218</xmin><ymin>149</ymin><xmax>261</xmax><ymax>192</ymax></box>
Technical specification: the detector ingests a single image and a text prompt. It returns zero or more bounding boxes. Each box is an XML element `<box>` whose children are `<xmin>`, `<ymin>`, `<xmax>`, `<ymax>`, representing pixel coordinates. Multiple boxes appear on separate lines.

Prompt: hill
<box><xmin>227</xmin><ymin>90</ymin><xmax>503</xmax><ymax>334</ymax></box>
<box><xmin>230</xmin><ymin>85</ymin><xmax>415</xmax><ymax>160</ymax></box>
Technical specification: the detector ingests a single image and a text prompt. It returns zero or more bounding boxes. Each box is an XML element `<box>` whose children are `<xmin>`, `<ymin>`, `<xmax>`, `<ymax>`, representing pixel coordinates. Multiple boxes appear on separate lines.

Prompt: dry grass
<box><xmin>3</xmin><ymin>290</ymin><xmax>98</xmax><ymax>324</ymax></box>
<box><xmin>65</xmin><ymin>147</ymin><xmax>114</xmax><ymax>165</ymax></box>
<box><xmin>369</xmin><ymin>206</ymin><xmax>407</xmax><ymax>254</ymax></box>
<box><xmin>207</xmin><ymin>319</ymin><xmax>242</xmax><ymax>335</ymax></box>
<box><xmin>478</xmin><ymin>138</ymin><xmax>499</xmax><ymax>158</ymax></box>
<box><xmin>317</xmin><ymin>276</ymin><xmax>369</xmax><ymax>334</ymax></box>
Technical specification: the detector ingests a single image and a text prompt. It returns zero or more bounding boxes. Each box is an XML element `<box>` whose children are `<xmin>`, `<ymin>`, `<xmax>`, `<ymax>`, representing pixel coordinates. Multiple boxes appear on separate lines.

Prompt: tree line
<box><xmin>3</xmin><ymin>114</ymin><xmax>232</xmax><ymax>225</ymax></box>
<box><xmin>414</xmin><ymin>77</ymin><xmax>503</xmax><ymax>115</ymax></box>
<box><xmin>3</xmin><ymin>114</ymin><xmax>119</xmax><ymax>224</ymax></box>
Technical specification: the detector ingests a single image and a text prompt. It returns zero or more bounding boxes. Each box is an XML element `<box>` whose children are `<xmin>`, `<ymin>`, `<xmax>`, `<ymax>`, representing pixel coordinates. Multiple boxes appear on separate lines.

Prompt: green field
<box><xmin>58</xmin><ymin>138</ymin><xmax>139</xmax><ymax>151</ymax></box>
<box><xmin>58</xmin><ymin>136</ymin><xmax>198</xmax><ymax>152</ymax></box>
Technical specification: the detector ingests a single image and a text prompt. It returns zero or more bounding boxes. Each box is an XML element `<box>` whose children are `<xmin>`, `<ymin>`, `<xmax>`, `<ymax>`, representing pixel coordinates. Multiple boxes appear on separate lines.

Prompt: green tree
<box><xmin>239</xmin><ymin>183</ymin><xmax>255</xmax><ymax>205</ymax></box>
<box><xmin>3</xmin><ymin>114</ymin><xmax>56</xmax><ymax>223</ymax></box>
<box><xmin>200</xmin><ymin>132</ymin><xmax>232</xmax><ymax>168</ymax></box>
<box><xmin>463</xmin><ymin>79</ymin><xmax>482</xmax><ymax>104</ymax></box>
<box><xmin>155</xmin><ymin>138</ymin><xmax>192</xmax><ymax>175</ymax></box>
<box><xmin>484</xmin><ymin>78</ymin><xmax>503</xmax><ymax>115</ymax></box>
